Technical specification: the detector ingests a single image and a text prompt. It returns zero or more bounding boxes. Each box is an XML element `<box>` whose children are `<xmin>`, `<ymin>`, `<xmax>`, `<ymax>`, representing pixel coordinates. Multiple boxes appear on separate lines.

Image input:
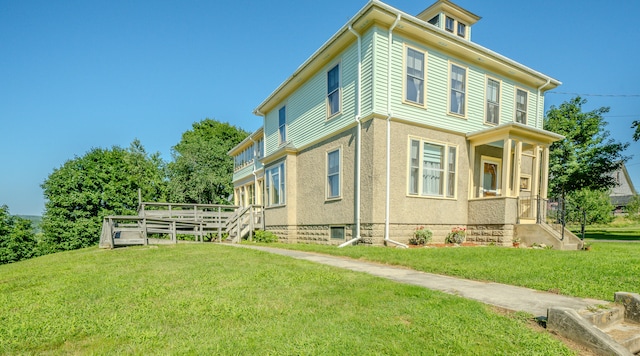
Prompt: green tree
<box><xmin>168</xmin><ymin>119</ymin><xmax>248</xmax><ymax>204</ymax></box>
<box><xmin>626</xmin><ymin>195</ymin><xmax>640</xmax><ymax>221</ymax></box>
<box><xmin>565</xmin><ymin>188</ymin><xmax>614</xmax><ymax>225</ymax></box>
<box><xmin>0</xmin><ymin>205</ymin><xmax>38</xmax><ymax>264</ymax></box>
<box><xmin>632</xmin><ymin>121</ymin><xmax>639</xmax><ymax>141</ymax></box>
<box><xmin>544</xmin><ymin>97</ymin><xmax>630</xmax><ymax>201</ymax></box>
<box><xmin>40</xmin><ymin>140</ymin><xmax>166</xmax><ymax>253</ymax></box>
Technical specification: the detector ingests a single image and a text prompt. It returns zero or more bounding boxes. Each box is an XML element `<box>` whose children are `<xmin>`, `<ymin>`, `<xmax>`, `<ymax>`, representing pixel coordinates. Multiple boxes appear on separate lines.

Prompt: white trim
<box><xmin>484</xmin><ymin>75</ymin><xmax>501</xmax><ymax>126</ymax></box>
<box><xmin>514</xmin><ymin>87</ymin><xmax>528</xmax><ymax>125</ymax></box>
<box><xmin>326</xmin><ymin>61</ymin><xmax>342</xmax><ymax>119</ymax></box>
<box><xmin>448</xmin><ymin>61</ymin><xmax>467</xmax><ymax>118</ymax></box>
<box><xmin>480</xmin><ymin>156</ymin><xmax>502</xmax><ymax>197</ymax></box>
<box><xmin>407</xmin><ymin>136</ymin><xmax>458</xmax><ymax>199</ymax></box>
<box><xmin>402</xmin><ymin>44</ymin><xmax>427</xmax><ymax>108</ymax></box>
<box><xmin>326</xmin><ymin>146</ymin><xmax>343</xmax><ymax>200</ymax></box>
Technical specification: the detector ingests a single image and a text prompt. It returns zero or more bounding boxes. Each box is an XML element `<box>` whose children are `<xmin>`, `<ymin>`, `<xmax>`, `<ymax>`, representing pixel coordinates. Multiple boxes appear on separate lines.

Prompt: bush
<box><xmin>445</xmin><ymin>227</ymin><xmax>466</xmax><ymax>244</ymax></box>
<box><xmin>253</xmin><ymin>230</ymin><xmax>278</xmax><ymax>243</ymax></box>
<box><xmin>409</xmin><ymin>226</ymin><xmax>432</xmax><ymax>245</ymax></box>
<box><xmin>625</xmin><ymin>195</ymin><xmax>640</xmax><ymax>222</ymax></box>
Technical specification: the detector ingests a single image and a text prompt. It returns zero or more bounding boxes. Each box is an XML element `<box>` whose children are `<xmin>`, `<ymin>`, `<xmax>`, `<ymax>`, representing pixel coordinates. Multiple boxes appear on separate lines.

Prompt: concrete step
<box><xmin>580</xmin><ymin>304</ymin><xmax>625</xmax><ymax>329</ymax></box>
<box><xmin>602</xmin><ymin>321</ymin><xmax>640</xmax><ymax>354</ymax></box>
<box><xmin>561</xmin><ymin>243</ymin><xmax>578</xmax><ymax>250</ymax></box>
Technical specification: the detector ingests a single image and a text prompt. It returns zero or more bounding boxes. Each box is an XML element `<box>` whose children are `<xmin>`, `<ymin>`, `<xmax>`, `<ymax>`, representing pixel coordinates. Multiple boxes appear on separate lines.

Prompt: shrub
<box><xmin>253</xmin><ymin>230</ymin><xmax>278</xmax><ymax>243</ymax></box>
<box><xmin>409</xmin><ymin>226</ymin><xmax>432</xmax><ymax>245</ymax></box>
<box><xmin>445</xmin><ymin>227</ymin><xmax>466</xmax><ymax>244</ymax></box>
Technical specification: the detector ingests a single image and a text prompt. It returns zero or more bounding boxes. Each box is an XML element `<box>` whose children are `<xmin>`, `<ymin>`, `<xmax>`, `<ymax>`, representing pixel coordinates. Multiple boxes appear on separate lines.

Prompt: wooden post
<box><xmin>142</xmin><ymin>217</ymin><xmax>148</xmax><ymax>245</ymax></box>
<box><xmin>109</xmin><ymin>217</ymin><xmax>115</xmax><ymax>248</ymax></box>
<box><xmin>217</xmin><ymin>206</ymin><xmax>222</xmax><ymax>242</ymax></box>
<box><xmin>249</xmin><ymin>206</ymin><xmax>254</xmax><ymax>242</ymax></box>
<box><xmin>172</xmin><ymin>221</ymin><xmax>177</xmax><ymax>244</ymax></box>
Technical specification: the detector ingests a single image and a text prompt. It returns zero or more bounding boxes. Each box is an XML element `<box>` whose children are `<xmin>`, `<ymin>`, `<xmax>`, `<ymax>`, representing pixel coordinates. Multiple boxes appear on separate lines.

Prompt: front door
<box><xmin>481</xmin><ymin>157</ymin><xmax>501</xmax><ymax>197</ymax></box>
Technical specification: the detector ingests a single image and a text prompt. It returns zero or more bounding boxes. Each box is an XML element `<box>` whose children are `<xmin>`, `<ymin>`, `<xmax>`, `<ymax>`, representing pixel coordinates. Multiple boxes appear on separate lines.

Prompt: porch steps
<box><xmin>548</xmin><ymin>292</ymin><xmax>640</xmax><ymax>355</ymax></box>
<box><xmin>514</xmin><ymin>223</ymin><xmax>582</xmax><ymax>250</ymax></box>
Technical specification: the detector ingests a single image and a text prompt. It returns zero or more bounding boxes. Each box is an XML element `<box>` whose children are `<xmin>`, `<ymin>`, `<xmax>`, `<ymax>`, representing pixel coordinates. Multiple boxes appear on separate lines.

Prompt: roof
<box><xmin>254</xmin><ymin>0</ymin><xmax>561</xmax><ymax>116</ymax></box>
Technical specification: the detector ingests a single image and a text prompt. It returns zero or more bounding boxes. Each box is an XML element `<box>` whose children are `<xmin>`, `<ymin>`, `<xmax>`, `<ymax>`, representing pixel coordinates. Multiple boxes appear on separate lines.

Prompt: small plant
<box><xmin>512</xmin><ymin>237</ymin><xmax>521</xmax><ymax>248</ymax></box>
<box><xmin>409</xmin><ymin>226</ymin><xmax>432</xmax><ymax>245</ymax></box>
<box><xmin>445</xmin><ymin>226</ymin><xmax>466</xmax><ymax>244</ymax></box>
<box><xmin>252</xmin><ymin>230</ymin><xmax>278</xmax><ymax>243</ymax></box>
<box><xmin>582</xmin><ymin>242</ymin><xmax>592</xmax><ymax>251</ymax></box>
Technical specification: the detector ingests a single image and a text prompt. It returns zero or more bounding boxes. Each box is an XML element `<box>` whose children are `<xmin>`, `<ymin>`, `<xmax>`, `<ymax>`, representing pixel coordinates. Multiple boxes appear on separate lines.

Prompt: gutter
<box><xmin>384</xmin><ymin>14</ymin><xmax>408</xmax><ymax>249</ymax></box>
<box><xmin>339</xmin><ymin>25</ymin><xmax>363</xmax><ymax>248</ymax></box>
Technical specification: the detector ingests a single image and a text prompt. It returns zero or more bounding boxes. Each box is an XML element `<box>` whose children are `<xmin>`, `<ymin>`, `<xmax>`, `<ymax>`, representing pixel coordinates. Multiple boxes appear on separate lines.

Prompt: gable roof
<box><xmin>253</xmin><ymin>0</ymin><xmax>561</xmax><ymax>116</ymax></box>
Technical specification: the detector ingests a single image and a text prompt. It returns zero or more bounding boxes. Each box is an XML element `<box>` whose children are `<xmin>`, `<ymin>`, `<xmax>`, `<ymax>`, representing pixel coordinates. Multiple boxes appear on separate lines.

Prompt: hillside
<box><xmin>0</xmin><ymin>244</ymin><xmax>574</xmax><ymax>355</ymax></box>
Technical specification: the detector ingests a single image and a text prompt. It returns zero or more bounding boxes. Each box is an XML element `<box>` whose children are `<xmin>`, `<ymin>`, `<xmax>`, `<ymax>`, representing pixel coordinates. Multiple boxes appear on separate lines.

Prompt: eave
<box><xmin>467</xmin><ymin>122</ymin><xmax>564</xmax><ymax>147</ymax></box>
<box><xmin>254</xmin><ymin>0</ymin><xmax>561</xmax><ymax>116</ymax></box>
<box><xmin>227</xmin><ymin>127</ymin><xmax>264</xmax><ymax>156</ymax></box>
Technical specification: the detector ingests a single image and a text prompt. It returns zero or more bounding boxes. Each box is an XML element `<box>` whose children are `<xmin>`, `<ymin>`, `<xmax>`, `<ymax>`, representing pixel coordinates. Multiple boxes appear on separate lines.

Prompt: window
<box><xmin>408</xmin><ymin>138</ymin><xmax>457</xmax><ymax>198</ymax></box>
<box><xmin>255</xmin><ymin>137</ymin><xmax>264</xmax><ymax>160</ymax></box>
<box><xmin>449</xmin><ymin>63</ymin><xmax>466</xmax><ymax>116</ymax></box>
<box><xmin>266</xmin><ymin>162</ymin><xmax>285</xmax><ymax>206</ymax></box>
<box><xmin>405</xmin><ymin>47</ymin><xmax>425</xmax><ymax>105</ymax></box>
<box><xmin>278</xmin><ymin>106</ymin><xmax>286</xmax><ymax>144</ymax></box>
<box><xmin>486</xmin><ymin>78</ymin><xmax>500</xmax><ymax>125</ymax></box>
<box><xmin>457</xmin><ymin>22</ymin><xmax>466</xmax><ymax>37</ymax></box>
<box><xmin>428</xmin><ymin>15</ymin><xmax>439</xmax><ymax>26</ymax></box>
<box><xmin>445</xmin><ymin>16</ymin><xmax>455</xmax><ymax>32</ymax></box>
<box><xmin>327</xmin><ymin>64</ymin><xmax>340</xmax><ymax>117</ymax></box>
<box><xmin>330</xmin><ymin>226</ymin><xmax>345</xmax><ymax>240</ymax></box>
<box><xmin>327</xmin><ymin>148</ymin><xmax>341</xmax><ymax>199</ymax></box>
<box><xmin>481</xmin><ymin>157</ymin><xmax>501</xmax><ymax>197</ymax></box>
<box><xmin>515</xmin><ymin>89</ymin><xmax>527</xmax><ymax>124</ymax></box>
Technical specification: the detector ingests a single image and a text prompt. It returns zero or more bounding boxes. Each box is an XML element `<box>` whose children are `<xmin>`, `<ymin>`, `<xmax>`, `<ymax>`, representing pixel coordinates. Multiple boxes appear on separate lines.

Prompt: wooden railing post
<box><xmin>217</xmin><ymin>206</ymin><xmax>222</xmax><ymax>242</ymax></box>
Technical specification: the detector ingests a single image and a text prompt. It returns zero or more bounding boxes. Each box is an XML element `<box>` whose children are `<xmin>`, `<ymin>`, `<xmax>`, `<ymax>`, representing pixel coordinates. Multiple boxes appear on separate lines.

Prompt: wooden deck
<box><xmin>99</xmin><ymin>203</ymin><xmax>264</xmax><ymax>248</ymax></box>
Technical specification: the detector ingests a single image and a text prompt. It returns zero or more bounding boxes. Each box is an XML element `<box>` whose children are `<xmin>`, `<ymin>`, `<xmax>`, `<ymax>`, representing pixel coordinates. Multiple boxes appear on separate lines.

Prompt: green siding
<box><xmin>371</xmin><ymin>31</ymin><xmax>543</xmax><ymax>133</ymax></box>
<box><xmin>263</xmin><ymin>33</ymin><xmax>376</xmax><ymax>157</ymax></box>
<box><xmin>232</xmin><ymin>164</ymin><xmax>255</xmax><ymax>183</ymax></box>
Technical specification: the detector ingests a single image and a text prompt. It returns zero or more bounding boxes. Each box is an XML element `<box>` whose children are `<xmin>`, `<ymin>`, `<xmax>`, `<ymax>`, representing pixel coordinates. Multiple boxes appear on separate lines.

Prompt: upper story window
<box><xmin>405</xmin><ymin>46</ymin><xmax>426</xmax><ymax>106</ymax></box>
<box><xmin>445</xmin><ymin>16</ymin><xmax>455</xmax><ymax>32</ymax></box>
<box><xmin>255</xmin><ymin>137</ymin><xmax>264</xmax><ymax>160</ymax></box>
<box><xmin>428</xmin><ymin>15</ymin><xmax>439</xmax><ymax>26</ymax></box>
<box><xmin>278</xmin><ymin>106</ymin><xmax>286</xmax><ymax>144</ymax></box>
<box><xmin>449</xmin><ymin>63</ymin><xmax>466</xmax><ymax>117</ymax></box>
<box><xmin>234</xmin><ymin>146</ymin><xmax>254</xmax><ymax>171</ymax></box>
<box><xmin>457</xmin><ymin>22</ymin><xmax>466</xmax><ymax>38</ymax></box>
<box><xmin>408</xmin><ymin>138</ymin><xmax>457</xmax><ymax>198</ymax></box>
<box><xmin>327</xmin><ymin>64</ymin><xmax>341</xmax><ymax>117</ymax></box>
<box><xmin>515</xmin><ymin>89</ymin><xmax>528</xmax><ymax>124</ymax></box>
<box><xmin>485</xmin><ymin>78</ymin><xmax>500</xmax><ymax>125</ymax></box>
<box><xmin>327</xmin><ymin>148</ymin><xmax>341</xmax><ymax>199</ymax></box>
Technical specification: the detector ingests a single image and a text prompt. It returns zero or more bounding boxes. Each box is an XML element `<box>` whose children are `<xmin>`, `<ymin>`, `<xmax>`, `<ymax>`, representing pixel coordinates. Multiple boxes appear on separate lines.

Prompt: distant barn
<box><xmin>610</xmin><ymin>164</ymin><xmax>637</xmax><ymax>213</ymax></box>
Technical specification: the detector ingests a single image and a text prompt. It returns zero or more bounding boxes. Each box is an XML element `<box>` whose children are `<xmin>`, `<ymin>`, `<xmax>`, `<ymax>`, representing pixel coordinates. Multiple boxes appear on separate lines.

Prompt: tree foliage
<box><xmin>168</xmin><ymin>119</ymin><xmax>248</xmax><ymax>204</ymax></box>
<box><xmin>0</xmin><ymin>205</ymin><xmax>38</xmax><ymax>265</ymax></box>
<box><xmin>40</xmin><ymin>140</ymin><xmax>166</xmax><ymax>253</ymax></box>
<box><xmin>626</xmin><ymin>195</ymin><xmax>640</xmax><ymax>222</ymax></box>
<box><xmin>633</xmin><ymin>121</ymin><xmax>640</xmax><ymax>142</ymax></box>
<box><xmin>544</xmin><ymin>97</ymin><xmax>630</xmax><ymax>199</ymax></box>
<box><xmin>565</xmin><ymin>189</ymin><xmax>614</xmax><ymax>225</ymax></box>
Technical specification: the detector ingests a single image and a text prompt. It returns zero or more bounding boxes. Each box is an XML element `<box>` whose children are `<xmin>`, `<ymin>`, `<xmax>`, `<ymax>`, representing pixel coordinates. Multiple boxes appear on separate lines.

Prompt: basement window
<box><xmin>330</xmin><ymin>226</ymin><xmax>345</xmax><ymax>240</ymax></box>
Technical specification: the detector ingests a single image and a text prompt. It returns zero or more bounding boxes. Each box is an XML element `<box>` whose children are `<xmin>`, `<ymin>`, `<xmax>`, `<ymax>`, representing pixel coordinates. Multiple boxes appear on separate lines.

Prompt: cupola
<box><xmin>417</xmin><ymin>0</ymin><xmax>481</xmax><ymax>41</ymax></box>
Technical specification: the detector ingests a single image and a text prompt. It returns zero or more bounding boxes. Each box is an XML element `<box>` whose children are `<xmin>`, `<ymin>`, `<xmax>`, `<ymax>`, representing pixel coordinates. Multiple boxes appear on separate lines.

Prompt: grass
<box><xmin>0</xmin><ymin>244</ymin><xmax>575</xmax><ymax>355</ymax></box>
<box><xmin>569</xmin><ymin>217</ymin><xmax>640</xmax><ymax>241</ymax></box>
<box><xmin>262</xmin><ymin>242</ymin><xmax>640</xmax><ymax>301</ymax></box>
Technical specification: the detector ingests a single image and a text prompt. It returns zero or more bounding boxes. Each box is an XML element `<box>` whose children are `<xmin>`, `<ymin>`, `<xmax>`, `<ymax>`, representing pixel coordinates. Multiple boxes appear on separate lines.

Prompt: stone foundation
<box><xmin>265</xmin><ymin>223</ymin><xmax>514</xmax><ymax>247</ymax></box>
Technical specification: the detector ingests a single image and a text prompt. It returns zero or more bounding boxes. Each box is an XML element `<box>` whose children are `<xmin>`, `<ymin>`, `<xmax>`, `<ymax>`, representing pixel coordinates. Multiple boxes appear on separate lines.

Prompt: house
<box><xmin>229</xmin><ymin>0</ymin><xmax>580</xmax><ymax>248</ymax></box>
<box><xmin>610</xmin><ymin>164</ymin><xmax>638</xmax><ymax>212</ymax></box>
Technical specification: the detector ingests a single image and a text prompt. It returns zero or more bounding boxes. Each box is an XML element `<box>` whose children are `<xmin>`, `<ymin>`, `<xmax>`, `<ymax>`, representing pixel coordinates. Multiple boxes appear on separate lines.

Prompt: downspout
<box><xmin>535</xmin><ymin>78</ymin><xmax>550</xmax><ymax>203</ymax></box>
<box><xmin>536</xmin><ymin>78</ymin><xmax>550</xmax><ymax>129</ymax></box>
<box><xmin>339</xmin><ymin>24</ymin><xmax>363</xmax><ymax>248</ymax></box>
<box><xmin>384</xmin><ymin>14</ymin><xmax>408</xmax><ymax>248</ymax></box>
<box><xmin>248</xmin><ymin>136</ymin><xmax>258</xmax><ymax>205</ymax></box>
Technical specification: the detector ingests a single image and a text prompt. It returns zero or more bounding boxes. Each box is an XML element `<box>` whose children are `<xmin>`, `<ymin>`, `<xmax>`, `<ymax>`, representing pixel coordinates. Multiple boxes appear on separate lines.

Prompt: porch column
<box><xmin>469</xmin><ymin>143</ymin><xmax>476</xmax><ymax>198</ymax></box>
<box><xmin>531</xmin><ymin>145</ymin><xmax>541</xmax><ymax>218</ymax></box>
<box><xmin>540</xmin><ymin>146</ymin><xmax>550</xmax><ymax>199</ymax></box>
<box><xmin>512</xmin><ymin>140</ymin><xmax>522</xmax><ymax>198</ymax></box>
<box><xmin>501</xmin><ymin>138</ymin><xmax>512</xmax><ymax>197</ymax></box>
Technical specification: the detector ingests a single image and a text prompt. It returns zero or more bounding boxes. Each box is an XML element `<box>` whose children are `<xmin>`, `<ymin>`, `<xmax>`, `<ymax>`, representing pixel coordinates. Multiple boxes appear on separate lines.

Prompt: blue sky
<box><xmin>1</xmin><ymin>0</ymin><xmax>639</xmax><ymax>216</ymax></box>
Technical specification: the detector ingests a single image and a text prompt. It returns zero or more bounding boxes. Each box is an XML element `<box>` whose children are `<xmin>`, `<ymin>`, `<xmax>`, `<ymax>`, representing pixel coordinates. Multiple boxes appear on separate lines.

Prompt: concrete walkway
<box><xmin>236</xmin><ymin>245</ymin><xmax>608</xmax><ymax>318</ymax></box>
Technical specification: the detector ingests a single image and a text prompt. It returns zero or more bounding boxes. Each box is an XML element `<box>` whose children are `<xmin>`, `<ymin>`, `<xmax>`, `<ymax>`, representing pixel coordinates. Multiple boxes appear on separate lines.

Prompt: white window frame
<box><xmin>485</xmin><ymin>76</ymin><xmax>501</xmax><ymax>125</ymax></box>
<box><xmin>265</xmin><ymin>162</ymin><xmax>286</xmax><ymax>207</ymax></box>
<box><xmin>407</xmin><ymin>137</ymin><xmax>457</xmax><ymax>199</ymax></box>
<box><xmin>327</xmin><ymin>63</ymin><xmax>341</xmax><ymax>118</ymax></box>
<box><xmin>278</xmin><ymin>106</ymin><xmax>287</xmax><ymax>145</ymax></box>
<box><xmin>448</xmin><ymin>62</ymin><xmax>467</xmax><ymax>118</ymax></box>
<box><xmin>326</xmin><ymin>147</ymin><xmax>342</xmax><ymax>200</ymax></box>
<box><xmin>480</xmin><ymin>156</ymin><xmax>502</xmax><ymax>197</ymax></box>
<box><xmin>445</xmin><ymin>16</ymin><xmax>455</xmax><ymax>32</ymax></box>
<box><xmin>403</xmin><ymin>45</ymin><xmax>427</xmax><ymax>107</ymax></box>
<box><xmin>457</xmin><ymin>22</ymin><xmax>466</xmax><ymax>38</ymax></box>
<box><xmin>515</xmin><ymin>88</ymin><xmax>528</xmax><ymax>124</ymax></box>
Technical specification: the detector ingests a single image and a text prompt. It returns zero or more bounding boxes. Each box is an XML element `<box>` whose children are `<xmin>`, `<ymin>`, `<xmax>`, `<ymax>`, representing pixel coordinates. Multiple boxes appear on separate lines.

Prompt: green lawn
<box><xmin>264</xmin><ymin>242</ymin><xmax>640</xmax><ymax>301</ymax></box>
<box><xmin>0</xmin><ymin>244</ymin><xmax>574</xmax><ymax>355</ymax></box>
<box><xmin>570</xmin><ymin>219</ymin><xmax>640</xmax><ymax>241</ymax></box>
